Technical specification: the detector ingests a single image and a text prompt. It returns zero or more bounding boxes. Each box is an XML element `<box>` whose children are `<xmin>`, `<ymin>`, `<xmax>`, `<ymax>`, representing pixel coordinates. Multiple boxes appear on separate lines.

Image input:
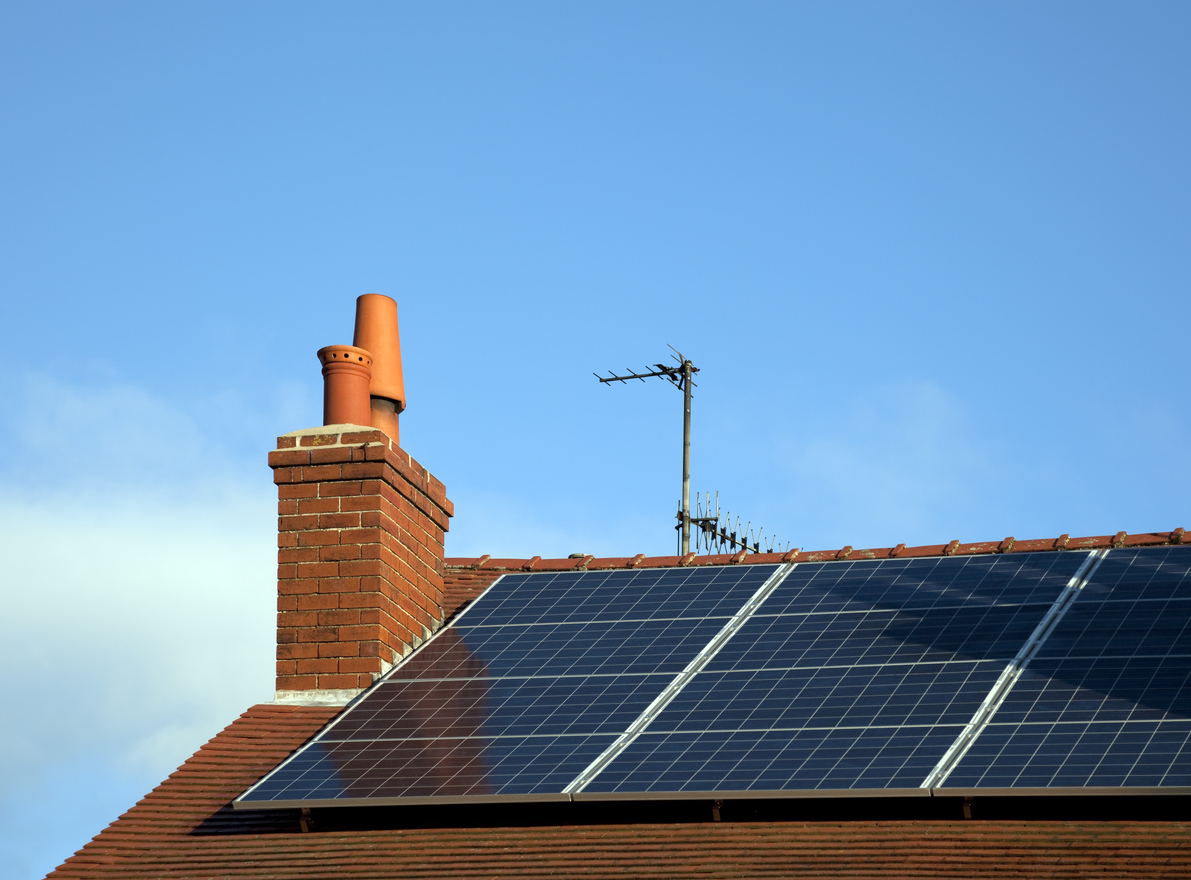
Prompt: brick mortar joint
<box><xmin>274</xmin><ymin>464</ymin><xmax>453</xmax><ymax>524</ymax></box>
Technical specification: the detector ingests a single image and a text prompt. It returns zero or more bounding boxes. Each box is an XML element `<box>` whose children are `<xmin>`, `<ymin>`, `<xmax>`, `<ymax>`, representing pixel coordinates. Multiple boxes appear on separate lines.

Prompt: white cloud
<box><xmin>0</xmin><ymin>374</ymin><xmax>277</xmax><ymax>879</ymax></box>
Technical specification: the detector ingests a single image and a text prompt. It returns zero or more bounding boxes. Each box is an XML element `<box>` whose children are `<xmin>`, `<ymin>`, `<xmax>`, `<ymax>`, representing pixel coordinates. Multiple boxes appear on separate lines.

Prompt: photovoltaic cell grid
<box><xmin>238</xmin><ymin>546</ymin><xmax>1191</xmax><ymax>808</ymax></box>
<box><xmin>238</xmin><ymin>564</ymin><xmax>781</xmax><ymax>805</ymax></box>
<box><xmin>583</xmin><ymin>552</ymin><xmax>1091</xmax><ymax>794</ymax></box>
<box><xmin>945</xmin><ymin>545</ymin><xmax>1191</xmax><ymax>789</ymax></box>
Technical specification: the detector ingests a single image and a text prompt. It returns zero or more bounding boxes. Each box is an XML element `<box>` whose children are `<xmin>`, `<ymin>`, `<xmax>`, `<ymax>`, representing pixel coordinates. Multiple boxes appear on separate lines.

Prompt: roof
<box><xmin>440</xmin><ymin>528</ymin><xmax>1186</xmax><ymax>619</ymax></box>
<box><xmin>46</xmin><ymin>703</ymin><xmax>1191</xmax><ymax>878</ymax></box>
<box><xmin>50</xmin><ymin>528</ymin><xmax>1191</xmax><ymax>877</ymax></box>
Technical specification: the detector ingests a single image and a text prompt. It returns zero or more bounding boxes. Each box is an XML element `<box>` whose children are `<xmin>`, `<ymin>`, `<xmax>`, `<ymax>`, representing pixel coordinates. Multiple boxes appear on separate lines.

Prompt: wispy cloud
<box><xmin>0</xmin><ymin>374</ymin><xmax>277</xmax><ymax>879</ymax></box>
<box><xmin>776</xmin><ymin>380</ymin><xmax>1001</xmax><ymax>549</ymax></box>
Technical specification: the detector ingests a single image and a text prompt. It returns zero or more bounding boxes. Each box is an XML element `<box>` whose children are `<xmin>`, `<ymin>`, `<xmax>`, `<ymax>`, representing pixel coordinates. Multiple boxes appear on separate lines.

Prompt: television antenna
<box><xmin>595</xmin><ymin>348</ymin><xmax>788</xmax><ymax>557</ymax></box>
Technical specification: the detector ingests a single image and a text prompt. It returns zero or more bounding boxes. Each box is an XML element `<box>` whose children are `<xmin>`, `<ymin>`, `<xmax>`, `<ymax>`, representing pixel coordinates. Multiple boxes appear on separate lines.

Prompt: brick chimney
<box><xmin>269</xmin><ymin>295</ymin><xmax>452</xmax><ymax>704</ymax></box>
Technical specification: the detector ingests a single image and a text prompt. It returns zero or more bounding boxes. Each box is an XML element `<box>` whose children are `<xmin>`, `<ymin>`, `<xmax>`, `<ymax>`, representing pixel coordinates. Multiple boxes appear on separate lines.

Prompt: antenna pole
<box><xmin>681</xmin><ymin>358</ymin><xmax>692</xmax><ymax>555</ymax></box>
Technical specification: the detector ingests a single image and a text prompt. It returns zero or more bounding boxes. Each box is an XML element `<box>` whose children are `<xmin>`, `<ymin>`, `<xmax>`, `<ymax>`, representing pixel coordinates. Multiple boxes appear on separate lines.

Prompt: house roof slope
<box><xmin>48</xmin><ymin>703</ymin><xmax>1191</xmax><ymax>878</ymax></box>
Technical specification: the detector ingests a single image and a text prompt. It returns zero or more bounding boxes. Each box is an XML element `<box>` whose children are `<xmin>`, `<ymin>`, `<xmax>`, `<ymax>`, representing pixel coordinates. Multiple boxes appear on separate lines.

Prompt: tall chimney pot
<box><xmin>318</xmin><ymin>345</ymin><xmax>373</xmax><ymax>426</ymax></box>
<box><xmin>353</xmin><ymin>293</ymin><xmax>405</xmax><ymax>444</ymax></box>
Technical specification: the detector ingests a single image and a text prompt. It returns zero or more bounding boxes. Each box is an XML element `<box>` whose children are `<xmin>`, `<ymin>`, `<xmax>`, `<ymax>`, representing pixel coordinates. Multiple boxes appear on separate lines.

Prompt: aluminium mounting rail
<box><xmin>562</xmin><ymin>563</ymin><xmax>795</xmax><ymax>795</ymax></box>
<box><xmin>920</xmin><ymin>548</ymin><xmax>1110</xmax><ymax>789</ymax></box>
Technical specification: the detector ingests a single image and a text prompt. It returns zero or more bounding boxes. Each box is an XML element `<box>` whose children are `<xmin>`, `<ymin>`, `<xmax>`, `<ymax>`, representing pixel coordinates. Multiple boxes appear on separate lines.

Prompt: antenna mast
<box><xmin>595</xmin><ymin>346</ymin><xmax>698</xmax><ymax>554</ymax></box>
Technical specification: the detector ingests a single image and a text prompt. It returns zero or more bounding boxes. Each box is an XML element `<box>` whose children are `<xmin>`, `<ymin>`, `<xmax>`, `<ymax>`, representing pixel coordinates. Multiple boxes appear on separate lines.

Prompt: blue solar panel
<box><xmin>392</xmin><ymin>617</ymin><xmax>732</xmax><ymax>680</ymax></box>
<box><xmin>330</xmin><ymin>673</ymin><xmax>675</xmax><ymax>740</ymax></box>
<box><xmin>237</xmin><ymin>564</ymin><xmax>784</xmax><ymax>806</ymax></box>
<box><xmin>707</xmin><ymin>605</ymin><xmax>1051</xmax><ymax>670</ymax></box>
<box><xmin>581</xmin><ymin>726</ymin><xmax>964</xmax><ymax>794</ymax></box>
<box><xmin>650</xmin><ymin>662</ymin><xmax>1004</xmax><ymax>732</ymax></box>
<box><xmin>943</xmin><ymin>546</ymin><xmax>1191</xmax><ymax>790</ymax></box>
<box><xmin>242</xmin><ymin>734</ymin><xmax>620</xmax><ymax>802</ymax></box>
<box><xmin>458</xmin><ymin>565</ymin><xmax>779</xmax><ymax>627</ymax></box>
<box><xmin>582</xmin><ymin>552</ymin><xmax>1090</xmax><ymax>795</ymax></box>
<box><xmin>757</xmin><ymin>552</ymin><xmax>1081</xmax><ymax>616</ymax></box>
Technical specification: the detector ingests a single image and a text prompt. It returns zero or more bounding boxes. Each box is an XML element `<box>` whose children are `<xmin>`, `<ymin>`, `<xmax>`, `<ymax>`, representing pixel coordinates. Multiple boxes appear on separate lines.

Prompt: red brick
<box><xmin>296</xmin><ymin>594</ymin><xmax>339</xmax><ymax>611</ymax></box>
<box><xmin>319</xmin><ymin>482</ymin><xmax>363</xmax><ymax>497</ymax></box>
<box><xmin>275</xmin><ymin>660</ymin><xmax>296</xmax><ymax>675</ymax></box>
<box><xmin>316</xmin><ymin>673</ymin><xmax>361</xmax><ymax>689</ymax></box>
<box><xmin>303</xmin><ymin>464</ymin><xmax>343</xmax><ymax>481</ymax></box>
<box><xmin>319</xmin><ymin>512</ymin><xmax>361</xmax><ymax>529</ymax></box>
<box><xmin>277</xmin><ymin>673</ymin><xmax>317</xmax><ymax>689</ymax></box>
<box><xmin>338</xmin><ymin>591</ymin><xmax>387</xmax><ymax>610</ymax></box>
<box><xmin>340</xmin><ymin>527</ymin><xmax>385</xmax><ymax>545</ymax></box>
<box><xmin>278</xmin><ymin>611</ymin><xmax>318</xmax><ymax>628</ymax></box>
<box><xmin>277</xmin><ymin>579</ymin><xmax>318</xmax><ymax>596</ymax></box>
<box><xmin>296</xmin><ymin>561</ymin><xmax>339</xmax><ymax>578</ymax></box>
<box><xmin>296</xmin><ymin>658</ymin><xmax>339</xmax><ymax>675</ymax></box>
<box><xmin>309</xmin><ymin>446</ymin><xmax>355</xmax><ymax>464</ymax></box>
<box><xmin>318</xmin><ymin>640</ymin><xmax>362</xmax><ymax>659</ymax></box>
<box><xmin>341</xmin><ymin>429</ymin><xmax>388</xmax><ymax>444</ymax></box>
<box><xmin>294</xmin><ymin>498</ymin><xmax>338</xmax><ymax>515</ymax></box>
<box><xmin>300</xmin><ymin>433</ymin><xmax>339</xmax><ymax>447</ymax></box>
<box><xmin>318</xmin><ymin>577</ymin><xmax>361</xmax><ymax>593</ymax></box>
<box><xmin>276</xmin><ymin>642</ymin><xmax>319</xmax><ymax>660</ymax></box>
<box><xmin>339</xmin><ymin>657</ymin><xmax>384</xmax><ymax>674</ymax></box>
<box><xmin>297</xmin><ymin>530</ymin><xmax>340</xmax><ymax>547</ymax></box>
<box><xmin>318</xmin><ymin>609</ymin><xmax>361</xmax><ymax>626</ymax></box>
<box><xmin>276</xmin><ymin>435</ymin><xmax>297</xmax><ymax>448</ymax></box>
<box><xmin>269</xmin><ymin>448</ymin><xmax>310</xmax><ymax>468</ymax></box>
<box><xmin>279</xmin><ymin>547</ymin><xmax>320</xmax><ymax>564</ymax></box>
<box><xmin>296</xmin><ymin>626</ymin><xmax>340</xmax><ymax>643</ymax></box>
<box><xmin>278</xmin><ymin>483</ymin><xmax>318</xmax><ymax>500</ymax></box>
<box><xmin>319</xmin><ymin>544</ymin><xmax>362</xmax><ymax>562</ymax></box>
<box><xmin>340</xmin><ymin>559</ymin><xmax>384</xmax><ymax>577</ymax></box>
<box><xmin>340</xmin><ymin>495</ymin><xmax>383</xmax><ymax>512</ymax></box>
<box><xmin>279</xmin><ymin>514</ymin><xmax>320</xmax><ymax>532</ymax></box>
<box><xmin>343</xmin><ymin>461</ymin><xmax>387</xmax><ymax>480</ymax></box>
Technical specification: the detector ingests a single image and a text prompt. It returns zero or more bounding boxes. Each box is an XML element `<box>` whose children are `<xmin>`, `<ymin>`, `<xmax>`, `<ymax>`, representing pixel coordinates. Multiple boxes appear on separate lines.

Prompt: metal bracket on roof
<box><xmin>919</xmin><ymin>548</ymin><xmax>1110</xmax><ymax>789</ymax></box>
<box><xmin>561</xmin><ymin>563</ymin><xmax>795</xmax><ymax>795</ymax></box>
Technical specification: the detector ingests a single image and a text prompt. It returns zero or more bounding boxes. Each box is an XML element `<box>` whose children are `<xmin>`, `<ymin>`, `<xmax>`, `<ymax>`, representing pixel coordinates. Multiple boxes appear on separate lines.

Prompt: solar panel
<box><xmin>579</xmin><ymin>552</ymin><xmax>1091</xmax><ymax>796</ymax></box>
<box><xmin>943</xmin><ymin>545</ymin><xmax>1191</xmax><ymax>790</ymax></box>
<box><xmin>237</xmin><ymin>545</ymin><xmax>1191</xmax><ymax>809</ymax></box>
<box><xmin>236</xmin><ymin>564</ymin><xmax>785</xmax><ymax>806</ymax></box>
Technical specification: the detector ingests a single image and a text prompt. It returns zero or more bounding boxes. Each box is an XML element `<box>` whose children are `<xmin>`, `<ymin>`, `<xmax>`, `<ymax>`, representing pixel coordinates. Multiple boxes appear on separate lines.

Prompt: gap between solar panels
<box><xmin>920</xmin><ymin>549</ymin><xmax>1109</xmax><ymax>789</ymax></box>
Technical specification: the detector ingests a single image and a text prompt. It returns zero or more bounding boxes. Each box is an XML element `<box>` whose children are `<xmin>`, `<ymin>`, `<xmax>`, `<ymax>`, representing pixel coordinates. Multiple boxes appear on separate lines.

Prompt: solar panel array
<box><xmin>236</xmin><ymin>545</ymin><xmax>1191</xmax><ymax>808</ymax></box>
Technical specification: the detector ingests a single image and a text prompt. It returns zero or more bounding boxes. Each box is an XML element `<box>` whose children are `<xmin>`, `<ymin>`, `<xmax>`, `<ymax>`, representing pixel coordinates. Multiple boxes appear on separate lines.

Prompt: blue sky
<box><xmin>1</xmin><ymin>2</ymin><xmax>1188</xmax><ymax>876</ymax></box>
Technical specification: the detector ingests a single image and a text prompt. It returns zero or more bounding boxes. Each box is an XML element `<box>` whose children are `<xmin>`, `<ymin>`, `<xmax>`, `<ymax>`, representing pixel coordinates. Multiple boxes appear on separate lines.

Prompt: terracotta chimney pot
<box><xmin>318</xmin><ymin>345</ymin><xmax>373</xmax><ymax>426</ymax></box>
<box><xmin>353</xmin><ymin>293</ymin><xmax>405</xmax><ymax>444</ymax></box>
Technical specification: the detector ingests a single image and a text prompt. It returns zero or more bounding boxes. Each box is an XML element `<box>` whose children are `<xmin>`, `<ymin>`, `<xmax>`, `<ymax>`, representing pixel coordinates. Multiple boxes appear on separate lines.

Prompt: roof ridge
<box><xmin>445</xmin><ymin>528</ymin><xmax>1186</xmax><ymax>572</ymax></box>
